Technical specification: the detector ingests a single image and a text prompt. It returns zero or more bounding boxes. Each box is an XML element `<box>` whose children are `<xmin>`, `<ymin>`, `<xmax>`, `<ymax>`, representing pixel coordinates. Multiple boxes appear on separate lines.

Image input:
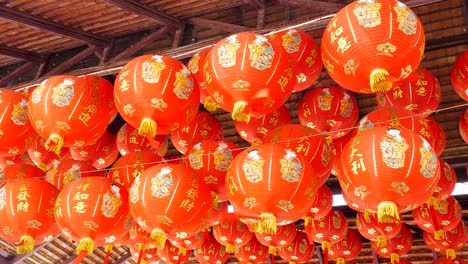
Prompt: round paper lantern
<box><xmin>168</xmin><ymin>231</ymin><xmax>205</xmax><ymax>256</ymax></box>
<box><xmin>424</xmin><ymin>222</ymin><xmax>468</xmax><ymax>262</ymax></box>
<box><xmin>356</xmin><ymin>211</ymin><xmax>402</xmax><ymax>248</ymax></box>
<box><xmin>0</xmin><ymin>89</ymin><xmax>35</xmax><ymax>157</ymax></box>
<box><xmin>450</xmin><ymin>50</ymin><xmax>468</xmax><ymax>101</ymax></box>
<box><xmin>204</xmin><ymin>32</ymin><xmax>295</xmax><ymax>122</ymax></box>
<box><xmin>114</xmin><ymin>54</ymin><xmax>200</xmax><ymax>137</ymax></box>
<box><xmin>433</xmin><ymin>256</ymin><xmax>467</xmax><ymax>264</ymax></box>
<box><xmin>413</xmin><ymin>196</ymin><xmax>462</xmax><ymax>240</ymax></box>
<box><xmin>185</xmin><ymin>139</ymin><xmax>239</xmax><ymax>202</ymax></box>
<box><xmin>45</xmin><ymin>159</ymin><xmax>105</xmax><ymax>190</ymax></box>
<box><xmin>277</xmin><ymin>231</ymin><xmax>314</xmax><ymax>264</ymax></box>
<box><xmin>460</xmin><ymin>107</ymin><xmax>468</xmax><ymax>143</ymax></box>
<box><xmin>304</xmin><ymin>184</ymin><xmax>333</xmax><ymax>223</ymax></box>
<box><xmin>263</xmin><ymin>124</ymin><xmax>333</xmax><ymax>187</ymax></box>
<box><xmin>338</xmin><ymin>126</ymin><xmax>440</xmax><ymax>221</ymax></box>
<box><xmin>28</xmin><ymin>135</ymin><xmax>72</xmax><ymax>171</ymax></box>
<box><xmin>128</xmin><ymin>164</ymin><xmax>212</xmax><ymax>249</ymax></box>
<box><xmin>55</xmin><ymin>177</ymin><xmax>130</xmax><ymax>258</ymax></box>
<box><xmin>329</xmin><ymin>229</ymin><xmax>362</xmax><ymax>263</ymax></box>
<box><xmin>28</xmin><ymin>75</ymin><xmax>114</xmax><ymax>154</ymax></box>
<box><xmin>69</xmin><ymin>130</ymin><xmax>119</xmax><ymax>169</ymax></box>
<box><xmin>432</xmin><ymin>160</ymin><xmax>457</xmax><ymax>201</ymax></box>
<box><xmin>234</xmin><ymin>235</ymin><xmax>269</xmax><ymax>264</ymax></box>
<box><xmin>116</xmin><ymin>123</ymin><xmax>168</xmax><ymax>157</ymax></box>
<box><xmin>0</xmin><ymin>179</ymin><xmax>58</xmax><ymax>253</ymax></box>
<box><xmin>371</xmin><ymin>224</ymin><xmax>413</xmax><ymax>264</ymax></box>
<box><xmin>255</xmin><ymin>223</ymin><xmax>296</xmax><ymax>255</ymax></box>
<box><xmin>426</xmin><ymin>117</ymin><xmax>446</xmax><ymax>157</ymax></box>
<box><xmin>226</xmin><ymin>143</ymin><xmax>317</xmax><ymax>234</ymax></box>
<box><xmin>0</xmin><ymin>163</ymin><xmax>44</xmax><ymax>187</ymax></box>
<box><xmin>130</xmin><ymin>245</ymin><xmax>159</xmax><ymax>264</ymax></box>
<box><xmin>194</xmin><ymin>235</ymin><xmax>229</xmax><ymax>264</ymax></box>
<box><xmin>269</xmin><ymin>28</ymin><xmax>323</xmax><ymax>92</ymax></box>
<box><xmin>170</xmin><ymin>110</ymin><xmax>223</xmax><ymax>154</ymax></box>
<box><xmin>212</xmin><ymin>218</ymin><xmax>253</xmax><ymax>253</ymax></box>
<box><xmin>208</xmin><ymin>201</ymin><xmax>229</xmax><ymax>227</ymax></box>
<box><xmin>235</xmin><ymin>105</ymin><xmax>291</xmax><ymax>145</ymax></box>
<box><xmin>376</xmin><ymin>68</ymin><xmax>441</xmax><ymax>118</ymax></box>
<box><xmin>298</xmin><ymin>86</ymin><xmax>359</xmax><ymax>139</ymax></box>
<box><xmin>187</xmin><ymin>48</ymin><xmax>217</xmax><ymax>111</ymax></box>
<box><xmin>157</xmin><ymin>240</ymin><xmax>190</xmax><ymax>264</ymax></box>
<box><xmin>330</xmin><ymin>132</ymin><xmax>352</xmax><ymax>177</ymax></box>
<box><xmin>321</xmin><ymin>0</ymin><xmax>425</xmax><ymax>94</ymax></box>
<box><xmin>125</xmin><ymin>222</ymin><xmax>154</xmax><ymax>250</ymax></box>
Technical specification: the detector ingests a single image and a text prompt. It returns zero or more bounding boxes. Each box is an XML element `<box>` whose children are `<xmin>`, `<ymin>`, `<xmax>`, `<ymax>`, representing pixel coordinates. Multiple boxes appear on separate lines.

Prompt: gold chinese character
<box><xmin>85</xmin><ymin>105</ymin><xmax>97</xmax><ymax>115</ymax></box>
<box><xmin>416</xmin><ymin>87</ymin><xmax>427</xmax><ymax>96</ymax></box>
<box><xmin>330</xmin><ymin>26</ymin><xmax>344</xmax><ymax>44</ymax></box>
<box><xmin>83</xmin><ymin>221</ymin><xmax>99</xmax><ymax>231</ymax></box>
<box><xmin>278</xmin><ymin>76</ymin><xmax>289</xmax><ymax>93</ymax></box>
<box><xmin>77</xmin><ymin>183</ymin><xmax>91</xmax><ymax>191</ymax></box>
<box><xmin>399</xmin><ymin>65</ymin><xmax>413</xmax><ymax>79</ymax></box>
<box><xmin>73</xmin><ymin>202</ymin><xmax>87</xmax><ymax>213</ymax></box>
<box><xmin>17</xmin><ymin>201</ymin><xmax>30</xmax><ymax>212</ymax></box>
<box><xmin>56</xmin><ymin>121</ymin><xmax>71</xmax><ymax>132</ymax></box>
<box><xmin>186</xmin><ymin>188</ymin><xmax>198</xmax><ymax>200</ymax></box>
<box><xmin>73</xmin><ymin>192</ymin><xmax>89</xmax><ymax>201</ymax></box>
<box><xmin>337</xmin><ymin>37</ymin><xmax>351</xmax><ymax>53</ymax></box>
<box><xmin>180</xmin><ymin>199</ymin><xmax>195</xmax><ymax>212</ymax></box>
<box><xmin>393</xmin><ymin>88</ymin><xmax>403</xmax><ymax>99</ymax></box>
<box><xmin>78</xmin><ymin>112</ymin><xmax>91</xmax><ymax>127</ymax></box>
<box><xmin>304</xmin><ymin>188</ymin><xmax>314</xmax><ymax>200</ymax></box>
<box><xmin>17</xmin><ymin>191</ymin><xmax>30</xmax><ymax>201</ymax></box>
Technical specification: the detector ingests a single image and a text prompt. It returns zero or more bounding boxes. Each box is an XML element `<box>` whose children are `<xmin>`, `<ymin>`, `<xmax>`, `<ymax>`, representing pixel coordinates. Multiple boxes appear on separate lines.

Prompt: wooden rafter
<box><xmin>275</xmin><ymin>0</ymin><xmax>344</xmax><ymax>11</ymax></box>
<box><xmin>172</xmin><ymin>26</ymin><xmax>186</xmax><ymax>48</ymax></box>
<box><xmin>243</xmin><ymin>0</ymin><xmax>265</xmax><ymax>10</ymax></box>
<box><xmin>0</xmin><ymin>5</ymin><xmax>109</xmax><ymax>47</ymax></box>
<box><xmin>45</xmin><ymin>46</ymin><xmax>98</xmax><ymax>77</ymax></box>
<box><xmin>104</xmin><ymin>0</ymin><xmax>181</xmax><ymax>29</ymax></box>
<box><xmin>187</xmin><ymin>17</ymin><xmax>252</xmax><ymax>33</ymax></box>
<box><xmin>257</xmin><ymin>8</ymin><xmax>266</xmax><ymax>29</ymax></box>
<box><xmin>0</xmin><ymin>44</ymin><xmax>47</xmax><ymax>63</ymax></box>
<box><xmin>0</xmin><ymin>62</ymin><xmax>36</xmax><ymax>87</ymax></box>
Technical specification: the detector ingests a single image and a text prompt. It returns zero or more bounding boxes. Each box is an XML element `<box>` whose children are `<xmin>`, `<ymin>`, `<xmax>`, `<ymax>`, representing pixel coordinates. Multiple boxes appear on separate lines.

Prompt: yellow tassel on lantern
<box><xmin>390</xmin><ymin>253</ymin><xmax>400</xmax><ymax>264</ymax></box>
<box><xmin>288</xmin><ymin>262</ymin><xmax>297</xmax><ymax>264</ymax></box>
<box><xmin>226</xmin><ymin>243</ymin><xmax>235</xmax><ymax>253</ymax></box>
<box><xmin>45</xmin><ymin>133</ymin><xmax>64</xmax><ymax>155</ymax></box>
<box><xmin>251</xmin><ymin>138</ymin><xmax>263</xmax><ymax>146</ymax></box>
<box><xmin>304</xmin><ymin>217</ymin><xmax>312</xmax><ymax>227</ymax></box>
<box><xmin>178</xmin><ymin>247</ymin><xmax>187</xmax><ymax>256</ymax></box>
<box><xmin>257</xmin><ymin>212</ymin><xmax>277</xmax><ymax>235</ymax></box>
<box><xmin>141</xmin><ymin>260</ymin><xmax>148</xmax><ymax>264</ymax></box>
<box><xmin>104</xmin><ymin>244</ymin><xmax>113</xmax><ymax>253</ymax></box>
<box><xmin>376</xmin><ymin>236</ymin><xmax>387</xmax><ymax>248</ymax></box>
<box><xmin>268</xmin><ymin>246</ymin><xmax>277</xmax><ymax>255</ymax></box>
<box><xmin>363</xmin><ymin>210</ymin><xmax>375</xmax><ymax>222</ymax></box>
<box><xmin>370</xmin><ymin>68</ymin><xmax>393</xmax><ymax>92</ymax></box>
<box><xmin>150</xmin><ymin>228</ymin><xmax>167</xmax><ymax>249</ymax></box>
<box><xmin>377</xmin><ymin>201</ymin><xmax>399</xmax><ymax>223</ymax></box>
<box><xmin>322</xmin><ymin>241</ymin><xmax>331</xmax><ymax>252</ymax></box>
<box><xmin>211</xmin><ymin>191</ymin><xmax>219</xmax><ymax>209</ymax></box>
<box><xmin>231</xmin><ymin>101</ymin><xmax>250</xmax><ymax>122</ymax></box>
<box><xmin>446</xmin><ymin>249</ymin><xmax>456</xmax><ymax>260</ymax></box>
<box><xmin>37</xmin><ymin>162</ymin><xmax>48</xmax><ymax>172</ymax></box>
<box><xmin>434</xmin><ymin>230</ymin><xmax>445</xmax><ymax>240</ymax></box>
<box><xmin>137</xmin><ymin>243</ymin><xmax>145</xmax><ymax>252</ymax></box>
<box><xmin>138</xmin><ymin>117</ymin><xmax>157</xmax><ymax>138</ymax></box>
<box><xmin>16</xmin><ymin>235</ymin><xmax>35</xmax><ymax>254</ymax></box>
<box><xmin>76</xmin><ymin>237</ymin><xmax>95</xmax><ymax>256</ymax></box>
<box><xmin>337</xmin><ymin>257</ymin><xmax>346</xmax><ymax>264</ymax></box>
<box><xmin>427</xmin><ymin>196</ymin><xmax>440</xmax><ymax>210</ymax></box>
<box><xmin>203</xmin><ymin>96</ymin><xmax>218</xmax><ymax>112</ymax></box>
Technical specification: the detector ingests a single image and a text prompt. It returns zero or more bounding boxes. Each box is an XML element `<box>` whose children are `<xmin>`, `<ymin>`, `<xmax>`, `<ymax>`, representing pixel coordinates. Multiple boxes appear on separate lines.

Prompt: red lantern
<box><xmin>330</xmin><ymin>132</ymin><xmax>352</xmax><ymax>177</ymax></box>
<box><xmin>460</xmin><ymin>107</ymin><xmax>468</xmax><ymax>143</ymax></box>
<box><xmin>169</xmin><ymin>231</ymin><xmax>205</xmax><ymax>257</ymax></box>
<box><xmin>116</xmin><ymin>123</ymin><xmax>168</xmax><ymax>157</ymax></box>
<box><xmin>425</xmin><ymin>117</ymin><xmax>446</xmax><ymax>157</ymax></box>
<box><xmin>226</xmin><ymin>143</ymin><xmax>317</xmax><ymax>234</ymax></box>
<box><xmin>432</xmin><ymin>160</ymin><xmax>457</xmax><ymax>201</ymax></box>
<box><xmin>372</xmin><ymin>224</ymin><xmax>413</xmax><ymax>264</ymax></box>
<box><xmin>28</xmin><ymin>135</ymin><xmax>71</xmax><ymax>171</ymax></box>
<box><xmin>304</xmin><ymin>184</ymin><xmax>333</xmax><ymax>223</ymax></box>
<box><xmin>0</xmin><ymin>179</ymin><xmax>58</xmax><ymax>253</ymax></box>
<box><xmin>355</xmin><ymin>211</ymin><xmax>402</xmax><ymax>248</ymax></box>
<box><xmin>69</xmin><ymin>130</ymin><xmax>119</xmax><ymax>169</ymax></box>
<box><xmin>277</xmin><ymin>231</ymin><xmax>314</xmax><ymax>263</ymax></box>
<box><xmin>235</xmin><ymin>105</ymin><xmax>291</xmax><ymax>144</ymax></box>
<box><xmin>234</xmin><ymin>235</ymin><xmax>269</xmax><ymax>263</ymax></box>
<box><xmin>194</xmin><ymin>235</ymin><xmax>230</xmax><ymax>264</ymax></box>
<box><xmin>298</xmin><ymin>86</ymin><xmax>359</xmax><ymax>139</ymax></box>
<box><xmin>0</xmin><ymin>164</ymin><xmax>44</xmax><ymax>187</ymax></box>
<box><xmin>205</xmin><ymin>32</ymin><xmax>295</xmax><ymax>122</ymax></box>
<box><xmin>130</xmin><ymin>245</ymin><xmax>159</xmax><ymax>264</ymax></box>
<box><xmin>187</xmin><ymin>48</ymin><xmax>218</xmax><ymax>111</ymax></box>
<box><xmin>55</xmin><ymin>177</ymin><xmax>130</xmax><ymax>258</ymax></box>
<box><xmin>28</xmin><ymin>75</ymin><xmax>114</xmax><ymax>154</ymax></box>
<box><xmin>45</xmin><ymin>159</ymin><xmax>105</xmax><ymax>190</ymax></box>
<box><xmin>0</xmin><ymin>153</ymin><xmax>34</xmax><ymax>172</ymax></box>
<box><xmin>413</xmin><ymin>196</ymin><xmax>462</xmax><ymax>240</ymax></box>
<box><xmin>208</xmin><ymin>201</ymin><xmax>229</xmax><ymax>227</ymax></box>
<box><xmin>114</xmin><ymin>54</ymin><xmax>200</xmax><ymax>137</ymax></box>
<box><xmin>376</xmin><ymin>68</ymin><xmax>441</xmax><ymax>118</ymax></box>
<box><xmin>424</xmin><ymin>222</ymin><xmax>468</xmax><ymax>262</ymax></box>
<box><xmin>0</xmin><ymin>89</ymin><xmax>35</xmax><ymax>157</ymax></box>
<box><xmin>263</xmin><ymin>124</ymin><xmax>333</xmax><ymax>187</ymax></box>
<box><xmin>450</xmin><ymin>50</ymin><xmax>468</xmax><ymax>101</ymax></box>
<box><xmin>213</xmin><ymin>218</ymin><xmax>253</xmax><ymax>253</ymax></box>
<box><xmin>329</xmin><ymin>229</ymin><xmax>362</xmax><ymax>263</ymax></box>
<box><xmin>157</xmin><ymin>240</ymin><xmax>190</xmax><ymax>264</ymax></box>
<box><xmin>338</xmin><ymin>126</ymin><xmax>440</xmax><ymax>221</ymax></box>
<box><xmin>255</xmin><ymin>223</ymin><xmax>296</xmax><ymax>255</ymax></box>
<box><xmin>269</xmin><ymin>28</ymin><xmax>323</xmax><ymax>92</ymax></box>
<box><xmin>128</xmin><ymin>164</ymin><xmax>212</xmax><ymax>249</ymax></box>
<box><xmin>434</xmin><ymin>257</ymin><xmax>467</xmax><ymax>264</ymax></box>
<box><xmin>170</xmin><ymin>110</ymin><xmax>223</xmax><ymax>154</ymax></box>
<box><xmin>321</xmin><ymin>0</ymin><xmax>425</xmax><ymax>94</ymax></box>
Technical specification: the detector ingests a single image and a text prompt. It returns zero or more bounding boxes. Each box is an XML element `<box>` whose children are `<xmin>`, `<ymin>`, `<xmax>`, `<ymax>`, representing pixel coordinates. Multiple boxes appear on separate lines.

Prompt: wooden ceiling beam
<box><xmin>0</xmin><ymin>62</ymin><xmax>36</xmax><ymax>87</ymax></box>
<box><xmin>104</xmin><ymin>0</ymin><xmax>181</xmax><ymax>29</ymax></box>
<box><xmin>243</xmin><ymin>0</ymin><xmax>265</xmax><ymax>10</ymax></box>
<box><xmin>0</xmin><ymin>44</ymin><xmax>47</xmax><ymax>63</ymax></box>
<box><xmin>187</xmin><ymin>17</ymin><xmax>253</xmax><ymax>33</ymax></box>
<box><xmin>45</xmin><ymin>46</ymin><xmax>98</xmax><ymax>77</ymax></box>
<box><xmin>275</xmin><ymin>0</ymin><xmax>344</xmax><ymax>11</ymax></box>
<box><xmin>0</xmin><ymin>5</ymin><xmax>109</xmax><ymax>47</ymax></box>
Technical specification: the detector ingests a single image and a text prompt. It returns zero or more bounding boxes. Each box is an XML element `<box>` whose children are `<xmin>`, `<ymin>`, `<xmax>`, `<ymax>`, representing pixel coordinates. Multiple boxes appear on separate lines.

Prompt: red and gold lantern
<box><xmin>45</xmin><ymin>159</ymin><xmax>105</xmax><ymax>190</ymax></box>
<box><xmin>450</xmin><ymin>50</ymin><xmax>468</xmax><ymax>101</ymax></box>
<box><xmin>187</xmin><ymin>48</ymin><xmax>217</xmax><ymax>111</ymax></box>
<box><xmin>460</xmin><ymin>107</ymin><xmax>468</xmax><ymax>143</ymax></box>
<box><xmin>433</xmin><ymin>256</ymin><xmax>467</xmax><ymax>264</ymax></box>
<box><xmin>234</xmin><ymin>235</ymin><xmax>269</xmax><ymax>264</ymax></box>
<box><xmin>321</xmin><ymin>0</ymin><xmax>425</xmax><ymax>94</ymax></box>
<box><xmin>277</xmin><ymin>231</ymin><xmax>314</xmax><ymax>264</ymax></box>
<box><xmin>356</xmin><ymin>211</ymin><xmax>402</xmax><ymax>248</ymax></box>
<box><xmin>255</xmin><ymin>223</ymin><xmax>296</xmax><ymax>255</ymax></box>
<box><xmin>371</xmin><ymin>224</ymin><xmax>413</xmax><ymax>264</ymax></box>
<box><xmin>212</xmin><ymin>218</ymin><xmax>253</xmax><ymax>253</ymax></box>
<box><xmin>329</xmin><ymin>229</ymin><xmax>362</xmax><ymax>264</ymax></box>
<box><xmin>157</xmin><ymin>240</ymin><xmax>190</xmax><ymax>264</ymax></box>
<box><xmin>432</xmin><ymin>160</ymin><xmax>457</xmax><ymax>201</ymax></box>
<box><xmin>0</xmin><ymin>153</ymin><xmax>34</xmax><ymax>172</ymax></box>
<box><xmin>69</xmin><ymin>130</ymin><xmax>119</xmax><ymax>169</ymax></box>
<box><xmin>304</xmin><ymin>184</ymin><xmax>333</xmax><ymax>224</ymax></box>
<box><xmin>194</xmin><ymin>235</ymin><xmax>229</xmax><ymax>264</ymax></box>
<box><xmin>130</xmin><ymin>245</ymin><xmax>159</xmax><ymax>264</ymax></box>
<box><xmin>168</xmin><ymin>231</ymin><xmax>205</xmax><ymax>256</ymax></box>
<box><xmin>424</xmin><ymin>222</ymin><xmax>468</xmax><ymax>263</ymax></box>
<box><xmin>0</xmin><ymin>163</ymin><xmax>44</xmax><ymax>187</ymax></box>
<box><xmin>28</xmin><ymin>135</ymin><xmax>71</xmax><ymax>171</ymax></box>
<box><xmin>116</xmin><ymin>123</ymin><xmax>168</xmax><ymax>157</ymax></box>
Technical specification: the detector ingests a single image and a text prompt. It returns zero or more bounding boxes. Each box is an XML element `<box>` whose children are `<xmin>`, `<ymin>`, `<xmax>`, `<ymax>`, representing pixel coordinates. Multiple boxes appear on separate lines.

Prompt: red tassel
<box><xmin>103</xmin><ymin>250</ymin><xmax>111</xmax><ymax>264</ymax></box>
<box><xmin>271</xmin><ymin>253</ymin><xmax>275</xmax><ymax>264</ymax></box>
<box><xmin>306</xmin><ymin>223</ymin><xmax>314</xmax><ymax>245</ymax></box>
<box><xmin>324</xmin><ymin>247</ymin><xmax>328</xmax><ymax>264</ymax></box>
<box><xmin>429</xmin><ymin>204</ymin><xmax>442</xmax><ymax>235</ymax></box>
<box><xmin>73</xmin><ymin>250</ymin><xmax>88</xmax><ymax>264</ymax></box>
<box><xmin>136</xmin><ymin>247</ymin><xmax>144</xmax><ymax>264</ymax></box>
<box><xmin>176</xmin><ymin>255</ymin><xmax>183</xmax><ymax>264</ymax></box>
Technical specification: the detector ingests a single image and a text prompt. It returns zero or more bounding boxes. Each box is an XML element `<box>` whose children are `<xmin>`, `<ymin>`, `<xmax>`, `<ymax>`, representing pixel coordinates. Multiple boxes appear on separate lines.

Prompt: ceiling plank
<box><xmin>187</xmin><ymin>17</ymin><xmax>253</xmax><ymax>33</ymax></box>
<box><xmin>0</xmin><ymin>45</ymin><xmax>47</xmax><ymax>63</ymax></box>
<box><xmin>257</xmin><ymin>8</ymin><xmax>266</xmax><ymax>29</ymax></box>
<box><xmin>275</xmin><ymin>0</ymin><xmax>344</xmax><ymax>11</ymax></box>
<box><xmin>0</xmin><ymin>62</ymin><xmax>36</xmax><ymax>87</ymax></box>
<box><xmin>0</xmin><ymin>5</ymin><xmax>109</xmax><ymax>47</ymax></box>
<box><xmin>104</xmin><ymin>0</ymin><xmax>181</xmax><ymax>29</ymax></box>
<box><xmin>45</xmin><ymin>46</ymin><xmax>98</xmax><ymax>77</ymax></box>
<box><xmin>403</xmin><ymin>0</ymin><xmax>448</xmax><ymax>8</ymax></box>
<box><xmin>243</xmin><ymin>0</ymin><xmax>265</xmax><ymax>10</ymax></box>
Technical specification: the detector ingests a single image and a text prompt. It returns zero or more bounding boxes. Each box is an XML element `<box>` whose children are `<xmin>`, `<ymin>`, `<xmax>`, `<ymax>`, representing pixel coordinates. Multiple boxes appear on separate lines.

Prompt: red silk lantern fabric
<box><xmin>263</xmin><ymin>124</ymin><xmax>333</xmax><ymax>187</ymax></box>
<box><xmin>170</xmin><ymin>110</ymin><xmax>223</xmax><ymax>154</ymax></box>
<box><xmin>298</xmin><ymin>86</ymin><xmax>359</xmax><ymax>139</ymax></box>
<box><xmin>330</xmin><ymin>132</ymin><xmax>352</xmax><ymax>177</ymax></box>
<box><xmin>226</xmin><ymin>143</ymin><xmax>317</xmax><ymax>234</ymax></box>
<box><xmin>28</xmin><ymin>135</ymin><xmax>71</xmax><ymax>171</ymax></box>
<box><xmin>125</xmin><ymin>222</ymin><xmax>154</xmax><ymax>249</ymax></box>
<box><xmin>212</xmin><ymin>218</ymin><xmax>253</xmax><ymax>253</ymax></box>
<box><xmin>187</xmin><ymin>48</ymin><xmax>214</xmax><ymax>109</ymax></box>
<box><xmin>194</xmin><ymin>235</ymin><xmax>229</xmax><ymax>264</ymax></box>
<box><xmin>355</xmin><ymin>211</ymin><xmax>402</xmax><ymax>247</ymax></box>
<box><xmin>305</xmin><ymin>184</ymin><xmax>333</xmax><ymax>221</ymax></box>
<box><xmin>338</xmin><ymin>126</ymin><xmax>440</xmax><ymax>221</ymax></box>
<box><xmin>168</xmin><ymin>231</ymin><xmax>205</xmax><ymax>254</ymax></box>
<box><xmin>460</xmin><ymin>107</ymin><xmax>468</xmax><ymax>143</ymax></box>
<box><xmin>69</xmin><ymin>130</ymin><xmax>119</xmax><ymax>169</ymax></box>
<box><xmin>413</xmin><ymin>196</ymin><xmax>462</xmax><ymax>237</ymax></box>
<box><xmin>0</xmin><ymin>89</ymin><xmax>35</xmax><ymax>157</ymax></box>
<box><xmin>0</xmin><ymin>179</ymin><xmax>59</xmax><ymax>253</ymax></box>
<box><xmin>28</xmin><ymin>75</ymin><xmax>114</xmax><ymax>154</ymax></box>
<box><xmin>128</xmin><ymin>164</ymin><xmax>212</xmax><ymax>249</ymax></box>
<box><xmin>321</xmin><ymin>0</ymin><xmax>425</xmax><ymax>94</ymax></box>
<box><xmin>234</xmin><ymin>235</ymin><xmax>269</xmax><ymax>264</ymax></box>
<box><xmin>255</xmin><ymin>223</ymin><xmax>296</xmax><ymax>255</ymax></box>
<box><xmin>235</xmin><ymin>105</ymin><xmax>291</xmax><ymax>144</ymax></box>
<box><xmin>130</xmin><ymin>245</ymin><xmax>159</xmax><ymax>264</ymax></box>
<box><xmin>55</xmin><ymin>177</ymin><xmax>130</xmax><ymax>256</ymax></box>
<box><xmin>269</xmin><ymin>28</ymin><xmax>323</xmax><ymax>92</ymax></box>
<box><xmin>114</xmin><ymin>54</ymin><xmax>200</xmax><ymax>137</ymax></box>
<box><xmin>277</xmin><ymin>231</ymin><xmax>315</xmax><ymax>264</ymax></box>
<box><xmin>45</xmin><ymin>159</ymin><xmax>105</xmax><ymax>190</ymax></box>
<box><xmin>425</xmin><ymin>117</ymin><xmax>446</xmax><ymax>157</ymax></box>
<box><xmin>185</xmin><ymin>139</ymin><xmax>239</xmax><ymax>202</ymax></box>
<box><xmin>433</xmin><ymin>160</ymin><xmax>457</xmax><ymax>201</ymax></box>
<box><xmin>208</xmin><ymin>201</ymin><xmax>229</xmax><ymax>227</ymax></box>
<box><xmin>306</xmin><ymin>210</ymin><xmax>348</xmax><ymax>249</ymax></box>
<box><xmin>329</xmin><ymin>229</ymin><xmax>362</xmax><ymax>262</ymax></box>
<box><xmin>0</xmin><ymin>152</ymin><xmax>34</xmax><ymax>171</ymax></box>
<box><xmin>450</xmin><ymin>50</ymin><xmax>468</xmax><ymax>101</ymax></box>
<box><xmin>376</xmin><ymin>68</ymin><xmax>441</xmax><ymax>118</ymax></box>
<box><xmin>424</xmin><ymin>222</ymin><xmax>468</xmax><ymax>259</ymax></box>
<box><xmin>116</xmin><ymin>123</ymin><xmax>168</xmax><ymax>157</ymax></box>
<box><xmin>157</xmin><ymin>240</ymin><xmax>190</xmax><ymax>264</ymax></box>
<box><xmin>372</xmin><ymin>224</ymin><xmax>413</xmax><ymax>263</ymax></box>
<box><xmin>205</xmin><ymin>32</ymin><xmax>295</xmax><ymax>122</ymax></box>
<box><xmin>0</xmin><ymin>164</ymin><xmax>44</xmax><ymax>187</ymax></box>
<box><xmin>433</xmin><ymin>257</ymin><xmax>467</xmax><ymax>264</ymax></box>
